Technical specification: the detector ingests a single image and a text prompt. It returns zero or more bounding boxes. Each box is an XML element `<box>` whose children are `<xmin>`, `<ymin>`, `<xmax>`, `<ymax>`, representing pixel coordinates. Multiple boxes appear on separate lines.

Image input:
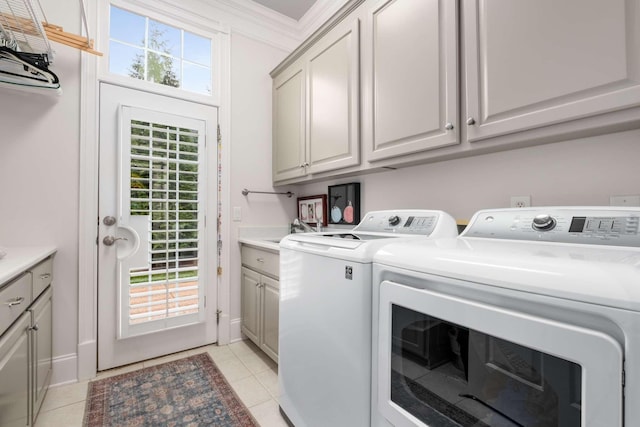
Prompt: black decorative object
<box><xmin>328</xmin><ymin>183</ymin><xmax>361</xmax><ymax>225</ymax></box>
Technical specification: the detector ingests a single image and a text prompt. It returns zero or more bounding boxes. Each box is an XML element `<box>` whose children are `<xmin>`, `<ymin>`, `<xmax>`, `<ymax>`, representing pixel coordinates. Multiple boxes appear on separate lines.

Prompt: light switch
<box><xmin>233</xmin><ymin>206</ymin><xmax>242</xmax><ymax>221</ymax></box>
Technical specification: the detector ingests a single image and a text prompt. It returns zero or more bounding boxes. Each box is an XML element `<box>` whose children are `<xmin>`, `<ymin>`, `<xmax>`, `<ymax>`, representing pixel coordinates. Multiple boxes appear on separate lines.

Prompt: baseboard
<box><xmin>50</xmin><ymin>352</ymin><xmax>78</xmax><ymax>386</ymax></box>
<box><xmin>230</xmin><ymin>317</ymin><xmax>243</xmax><ymax>342</ymax></box>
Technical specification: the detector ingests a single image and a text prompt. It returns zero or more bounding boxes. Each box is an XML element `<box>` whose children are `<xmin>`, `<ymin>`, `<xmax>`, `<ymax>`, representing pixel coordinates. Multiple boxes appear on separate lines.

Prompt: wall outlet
<box><xmin>510</xmin><ymin>196</ymin><xmax>531</xmax><ymax>208</ymax></box>
<box><xmin>610</xmin><ymin>195</ymin><xmax>640</xmax><ymax>206</ymax></box>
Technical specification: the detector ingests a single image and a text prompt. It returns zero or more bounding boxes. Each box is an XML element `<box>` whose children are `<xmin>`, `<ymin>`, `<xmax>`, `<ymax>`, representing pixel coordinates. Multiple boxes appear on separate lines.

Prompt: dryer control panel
<box><xmin>463</xmin><ymin>207</ymin><xmax>640</xmax><ymax>247</ymax></box>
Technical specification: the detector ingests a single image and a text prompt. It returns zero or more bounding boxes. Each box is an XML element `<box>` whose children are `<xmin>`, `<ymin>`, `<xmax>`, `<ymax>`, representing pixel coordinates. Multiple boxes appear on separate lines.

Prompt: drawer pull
<box><xmin>256</xmin><ymin>257</ymin><xmax>265</xmax><ymax>263</ymax></box>
<box><xmin>30</xmin><ymin>324</ymin><xmax>39</xmax><ymax>331</ymax></box>
<box><xmin>5</xmin><ymin>296</ymin><xmax>25</xmax><ymax>307</ymax></box>
<box><xmin>39</xmin><ymin>273</ymin><xmax>51</xmax><ymax>280</ymax></box>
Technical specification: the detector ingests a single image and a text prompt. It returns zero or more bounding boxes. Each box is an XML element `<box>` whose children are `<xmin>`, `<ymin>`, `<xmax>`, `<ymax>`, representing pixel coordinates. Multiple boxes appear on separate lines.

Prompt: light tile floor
<box><xmin>35</xmin><ymin>339</ymin><xmax>289</xmax><ymax>427</ymax></box>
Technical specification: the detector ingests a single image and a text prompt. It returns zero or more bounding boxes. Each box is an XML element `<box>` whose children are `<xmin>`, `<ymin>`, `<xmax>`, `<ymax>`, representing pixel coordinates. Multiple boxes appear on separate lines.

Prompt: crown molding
<box><xmin>298</xmin><ymin>0</ymin><xmax>350</xmax><ymax>39</ymax></box>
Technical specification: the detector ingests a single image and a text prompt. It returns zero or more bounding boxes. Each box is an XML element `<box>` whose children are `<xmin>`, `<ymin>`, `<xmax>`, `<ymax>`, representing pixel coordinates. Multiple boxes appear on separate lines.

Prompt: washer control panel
<box><xmin>463</xmin><ymin>207</ymin><xmax>640</xmax><ymax>246</ymax></box>
<box><xmin>354</xmin><ymin>210</ymin><xmax>444</xmax><ymax>235</ymax></box>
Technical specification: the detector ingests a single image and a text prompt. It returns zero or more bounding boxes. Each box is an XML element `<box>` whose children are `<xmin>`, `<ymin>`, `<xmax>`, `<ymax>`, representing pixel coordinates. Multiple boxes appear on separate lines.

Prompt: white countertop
<box><xmin>0</xmin><ymin>246</ymin><xmax>57</xmax><ymax>285</ymax></box>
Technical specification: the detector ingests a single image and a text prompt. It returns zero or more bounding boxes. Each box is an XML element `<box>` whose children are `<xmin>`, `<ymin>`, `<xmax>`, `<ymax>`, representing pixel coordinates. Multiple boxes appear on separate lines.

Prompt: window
<box><xmin>109</xmin><ymin>5</ymin><xmax>213</xmax><ymax>95</ymax></box>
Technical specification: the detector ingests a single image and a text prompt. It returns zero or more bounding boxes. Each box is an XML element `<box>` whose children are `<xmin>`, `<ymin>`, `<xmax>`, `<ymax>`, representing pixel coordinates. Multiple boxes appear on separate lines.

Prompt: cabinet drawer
<box><xmin>241</xmin><ymin>246</ymin><xmax>279</xmax><ymax>278</ymax></box>
<box><xmin>0</xmin><ymin>274</ymin><xmax>31</xmax><ymax>337</ymax></box>
<box><xmin>29</xmin><ymin>257</ymin><xmax>53</xmax><ymax>299</ymax></box>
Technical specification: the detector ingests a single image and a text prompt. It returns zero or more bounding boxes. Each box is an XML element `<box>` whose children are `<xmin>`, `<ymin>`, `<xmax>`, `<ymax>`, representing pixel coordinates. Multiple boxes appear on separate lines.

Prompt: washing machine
<box><xmin>372</xmin><ymin>207</ymin><xmax>640</xmax><ymax>427</ymax></box>
<box><xmin>278</xmin><ymin>210</ymin><xmax>459</xmax><ymax>427</ymax></box>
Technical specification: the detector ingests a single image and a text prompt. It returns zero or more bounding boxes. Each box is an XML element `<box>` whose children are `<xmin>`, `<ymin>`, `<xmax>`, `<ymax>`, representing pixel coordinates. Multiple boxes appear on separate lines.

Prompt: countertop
<box><xmin>0</xmin><ymin>246</ymin><xmax>57</xmax><ymax>285</ymax></box>
<box><xmin>238</xmin><ymin>237</ymin><xmax>281</xmax><ymax>252</ymax></box>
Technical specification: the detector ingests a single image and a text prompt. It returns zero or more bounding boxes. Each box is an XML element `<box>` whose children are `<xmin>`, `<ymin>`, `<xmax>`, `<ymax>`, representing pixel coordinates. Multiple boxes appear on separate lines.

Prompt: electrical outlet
<box><xmin>510</xmin><ymin>196</ymin><xmax>531</xmax><ymax>208</ymax></box>
<box><xmin>610</xmin><ymin>195</ymin><xmax>640</xmax><ymax>207</ymax></box>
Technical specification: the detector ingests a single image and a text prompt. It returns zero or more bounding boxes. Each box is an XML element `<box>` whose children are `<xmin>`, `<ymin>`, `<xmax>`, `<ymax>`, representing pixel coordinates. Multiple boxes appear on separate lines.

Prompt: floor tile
<box><xmin>238</xmin><ymin>349</ymin><xmax>277</xmax><ymax>374</ymax></box>
<box><xmin>230</xmin><ymin>375</ymin><xmax>272</xmax><ymax>408</ymax></box>
<box><xmin>205</xmin><ymin>344</ymin><xmax>237</xmax><ymax>363</ymax></box>
<box><xmin>255</xmin><ymin>367</ymin><xmax>280</xmax><ymax>398</ymax></box>
<box><xmin>35</xmin><ymin>401</ymin><xmax>85</xmax><ymax>427</ymax></box>
<box><xmin>39</xmin><ymin>380</ymin><xmax>89</xmax><ymax>413</ymax></box>
<box><xmin>229</xmin><ymin>339</ymin><xmax>260</xmax><ymax>356</ymax></box>
<box><xmin>214</xmin><ymin>354</ymin><xmax>253</xmax><ymax>382</ymax></box>
<box><xmin>249</xmin><ymin>398</ymin><xmax>290</xmax><ymax>427</ymax></box>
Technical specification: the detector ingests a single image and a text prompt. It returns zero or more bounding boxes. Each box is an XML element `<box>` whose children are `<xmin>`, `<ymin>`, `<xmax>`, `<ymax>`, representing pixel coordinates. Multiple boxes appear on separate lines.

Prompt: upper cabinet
<box><xmin>271</xmin><ymin>0</ymin><xmax>640</xmax><ymax>184</ymax></box>
<box><xmin>464</xmin><ymin>0</ymin><xmax>640</xmax><ymax>142</ymax></box>
<box><xmin>272</xmin><ymin>17</ymin><xmax>360</xmax><ymax>184</ymax></box>
<box><xmin>362</xmin><ymin>0</ymin><xmax>459</xmax><ymax>161</ymax></box>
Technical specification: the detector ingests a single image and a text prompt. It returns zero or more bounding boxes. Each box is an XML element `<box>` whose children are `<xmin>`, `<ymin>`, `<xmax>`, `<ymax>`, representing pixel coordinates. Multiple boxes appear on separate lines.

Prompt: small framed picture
<box><xmin>328</xmin><ymin>183</ymin><xmax>361</xmax><ymax>225</ymax></box>
<box><xmin>297</xmin><ymin>195</ymin><xmax>328</xmax><ymax>226</ymax></box>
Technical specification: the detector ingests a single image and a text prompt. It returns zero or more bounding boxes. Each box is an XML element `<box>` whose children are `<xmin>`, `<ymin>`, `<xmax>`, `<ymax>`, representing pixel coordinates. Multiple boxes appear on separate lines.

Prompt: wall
<box><xmin>0</xmin><ymin>0</ymin><xmax>81</xmax><ymax>383</ymax></box>
<box><xmin>295</xmin><ymin>129</ymin><xmax>640</xmax><ymax>221</ymax></box>
<box><xmin>228</xmin><ymin>33</ymin><xmax>295</xmax><ymax>340</ymax></box>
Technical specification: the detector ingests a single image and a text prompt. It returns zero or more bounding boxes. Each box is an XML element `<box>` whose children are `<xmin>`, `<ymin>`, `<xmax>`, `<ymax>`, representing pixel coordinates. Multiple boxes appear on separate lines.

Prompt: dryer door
<box><xmin>377</xmin><ymin>280</ymin><xmax>623</xmax><ymax>427</ymax></box>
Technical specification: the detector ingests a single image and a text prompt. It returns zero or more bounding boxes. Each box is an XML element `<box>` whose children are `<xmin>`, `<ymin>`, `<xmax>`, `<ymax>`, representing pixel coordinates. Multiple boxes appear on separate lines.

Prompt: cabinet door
<box><xmin>306</xmin><ymin>18</ymin><xmax>361</xmax><ymax>174</ymax></box>
<box><xmin>30</xmin><ymin>288</ymin><xmax>52</xmax><ymax>424</ymax></box>
<box><xmin>260</xmin><ymin>276</ymin><xmax>279</xmax><ymax>363</ymax></box>
<box><xmin>273</xmin><ymin>60</ymin><xmax>306</xmax><ymax>182</ymax></box>
<box><xmin>464</xmin><ymin>0</ymin><xmax>640</xmax><ymax>142</ymax></box>
<box><xmin>240</xmin><ymin>267</ymin><xmax>260</xmax><ymax>344</ymax></box>
<box><xmin>0</xmin><ymin>313</ymin><xmax>30</xmax><ymax>427</ymax></box>
<box><xmin>364</xmin><ymin>0</ymin><xmax>459</xmax><ymax>161</ymax></box>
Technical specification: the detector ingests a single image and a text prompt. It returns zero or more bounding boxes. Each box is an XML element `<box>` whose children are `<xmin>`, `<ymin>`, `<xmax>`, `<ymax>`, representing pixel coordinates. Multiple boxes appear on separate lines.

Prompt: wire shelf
<box><xmin>0</xmin><ymin>0</ymin><xmax>52</xmax><ymax>59</ymax></box>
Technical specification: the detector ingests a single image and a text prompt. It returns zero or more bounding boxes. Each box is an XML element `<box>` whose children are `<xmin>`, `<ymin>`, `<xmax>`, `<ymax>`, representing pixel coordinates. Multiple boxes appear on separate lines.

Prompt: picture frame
<box><xmin>328</xmin><ymin>183</ymin><xmax>361</xmax><ymax>225</ymax></box>
<box><xmin>297</xmin><ymin>194</ymin><xmax>328</xmax><ymax>227</ymax></box>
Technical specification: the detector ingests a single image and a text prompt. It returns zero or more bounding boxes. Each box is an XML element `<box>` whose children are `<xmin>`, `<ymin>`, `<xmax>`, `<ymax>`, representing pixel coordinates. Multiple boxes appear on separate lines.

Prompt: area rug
<box><xmin>83</xmin><ymin>352</ymin><xmax>259</xmax><ymax>427</ymax></box>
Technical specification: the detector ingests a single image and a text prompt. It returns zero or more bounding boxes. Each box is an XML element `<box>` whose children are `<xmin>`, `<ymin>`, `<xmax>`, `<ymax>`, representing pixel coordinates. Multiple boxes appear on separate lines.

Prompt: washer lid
<box><xmin>374</xmin><ymin>237</ymin><xmax>640</xmax><ymax>311</ymax></box>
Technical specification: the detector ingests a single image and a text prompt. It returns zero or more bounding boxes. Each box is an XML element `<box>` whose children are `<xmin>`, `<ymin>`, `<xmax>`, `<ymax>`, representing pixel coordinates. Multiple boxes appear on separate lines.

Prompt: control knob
<box><xmin>388</xmin><ymin>215</ymin><xmax>401</xmax><ymax>226</ymax></box>
<box><xmin>532</xmin><ymin>214</ymin><xmax>556</xmax><ymax>231</ymax></box>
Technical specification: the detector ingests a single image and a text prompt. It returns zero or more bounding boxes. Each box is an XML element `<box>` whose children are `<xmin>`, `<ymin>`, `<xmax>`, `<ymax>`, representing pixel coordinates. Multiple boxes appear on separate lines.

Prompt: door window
<box><xmin>108</xmin><ymin>5</ymin><xmax>213</xmax><ymax>95</ymax></box>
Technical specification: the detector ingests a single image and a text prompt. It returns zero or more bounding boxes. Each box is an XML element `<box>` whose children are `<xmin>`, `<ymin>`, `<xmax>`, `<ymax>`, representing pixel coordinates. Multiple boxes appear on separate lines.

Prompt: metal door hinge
<box><xmin>216</xmin><ymin>309</ymin><xmax>222</xmax><ymax>324</ymax></box>
<box><xmin>217</xmin><ymin>266</ymin><xmax>222</xmax><ymax>276</ymax></box>
<box><xmin>217</xmin><ymin>124</ymin><xmax>221</xmax><ymax>144</ymax></box>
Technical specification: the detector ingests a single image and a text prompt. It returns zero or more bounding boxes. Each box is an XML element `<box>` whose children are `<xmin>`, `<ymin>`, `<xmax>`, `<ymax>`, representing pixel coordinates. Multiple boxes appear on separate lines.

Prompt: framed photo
<box><xmin>297</xmin><ymin>195</ymin><xmax>328</xmax><ymax>226</ymax></box>
<box><xmin>328</xmin><ymin>183</ymin><xmax>361</xmax><ymax>225</ymax></box>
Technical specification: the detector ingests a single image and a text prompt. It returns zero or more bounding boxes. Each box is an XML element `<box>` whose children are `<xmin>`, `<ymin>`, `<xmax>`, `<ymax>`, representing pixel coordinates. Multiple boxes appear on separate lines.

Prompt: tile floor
<box><xmin>35</xmin><ymin>339</ymin><xmax>289</xmax><ymax>427</ymax></box>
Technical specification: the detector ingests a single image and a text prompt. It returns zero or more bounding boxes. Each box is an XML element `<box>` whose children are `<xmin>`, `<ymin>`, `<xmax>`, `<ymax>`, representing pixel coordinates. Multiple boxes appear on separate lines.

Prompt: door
<box><xmin>306</xmin><ymin>17</ymin><xmax>361</xmax><ymax>174</ymax></box>
<box><xmin>240</xmin><ymin>267</ymin><xmax>260</xmax><ymax>344</ymax></box>
<box><xmin>272</xmin><ymin>59</ymin><xmax>306</xmax><ymax>182</ymax></box>
<box><xmin>260</xmin><ymin>275</ymin><xmax>279</xmax><ymax>362</ymax></box>
<box><xmin>98</xmin><ymin>83</ymin><xmax>218</xmax><ymax>370</ymax></box>
<box><xmin>377</xmin><ymin>280</ymin><xmax>623</xmax><ymax>427</ymax></box>
<box><xmin>464</xmin><ymin>0</ymin><xmax>640</xmax><ymax>142</ymax></box>
<box><xmin>364</xmin><ymin>0</ymin><xmax>458</xmax><ymax>161</ymax></box>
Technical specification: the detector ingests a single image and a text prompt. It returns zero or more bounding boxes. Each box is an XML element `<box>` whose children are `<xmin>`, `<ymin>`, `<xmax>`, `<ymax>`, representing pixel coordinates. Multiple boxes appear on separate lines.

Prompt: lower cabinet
<box><xmin>241</xmin><ymin>246</ymin><xmax>279</xmax><ymax>363</ymax></box>
<box><xmin>0</xmin><ymin>255</ymin><xmax>53</xmax><ymax>427</ymax></box>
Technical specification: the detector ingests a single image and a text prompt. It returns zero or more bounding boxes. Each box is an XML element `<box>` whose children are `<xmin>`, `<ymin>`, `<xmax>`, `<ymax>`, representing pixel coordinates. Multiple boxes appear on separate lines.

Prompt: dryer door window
<box><xmin>377</xmin><ymin>280</ymin><xmax>623</xmax><ymax>427</ymax></box>
<box><xmin>390</xmin><ymin>305</ymin><xmax>582</xmax><ymax>427</ymax></box>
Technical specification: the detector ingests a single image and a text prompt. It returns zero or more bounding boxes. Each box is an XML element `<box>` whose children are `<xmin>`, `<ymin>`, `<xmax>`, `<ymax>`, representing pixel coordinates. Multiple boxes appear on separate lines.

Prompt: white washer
<box><xmin>279</xmin><ymin>210</ymin><xmax>458</xmax><ymax>427</ymax></box>
<box><xmin>372</xmin><ymin>207</ymin><xmax>640</xmax><ymax>427</ymax></box>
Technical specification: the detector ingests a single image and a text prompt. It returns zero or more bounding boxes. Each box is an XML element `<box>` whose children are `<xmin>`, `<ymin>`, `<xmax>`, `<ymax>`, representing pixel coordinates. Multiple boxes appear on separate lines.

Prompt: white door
<box><xmin>98</xmin><ymin>83</ymin><xmax>218</xmax><ymax>370</ymax></box>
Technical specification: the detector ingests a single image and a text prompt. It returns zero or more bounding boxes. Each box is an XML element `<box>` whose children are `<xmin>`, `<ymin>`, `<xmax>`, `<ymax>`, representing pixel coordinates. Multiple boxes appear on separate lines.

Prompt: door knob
<box><xmin>103</xmin><ymin>235</ymin><xmax>128</xmax><ymax>246</ymax></box>
<box><xmin>103</xmin><ymin>216</ymin><xmax>117</xmax><ymax>226</ymax></box>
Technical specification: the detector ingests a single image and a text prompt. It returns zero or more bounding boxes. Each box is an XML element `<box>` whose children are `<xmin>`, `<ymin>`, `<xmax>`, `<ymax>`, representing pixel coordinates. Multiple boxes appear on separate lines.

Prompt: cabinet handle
<box><xmin>256</xmin><ymin>257</ymin><xmax>264</xmax><ymax>263</ymax></box>
<box><xmin>466</xmin><ymin>117</ymin><xmax>476</xmax><ymax>126</ymax></box>
<box><xmin>40</xmin><ymin>273</ymin><xmax>51</xmax><ymax>280</ymax></box>
<box><xmin>445</xmin><ymin>122</ymin><xmax>454</xmax><ymax>130</ymax></box>
<box><xmin>300</xmin><ymin>162</ymin><xmax>309</xmax><ymax>168</ymax></box>
<box><xmin>30</xmin><ymin>324</ymin><xmax>39</xmax><ymax>331</ymax></box>
<box><xmin>5</xmin><ymin>296</ymin><xmax>24</xmax><ymax>307</ymax></box>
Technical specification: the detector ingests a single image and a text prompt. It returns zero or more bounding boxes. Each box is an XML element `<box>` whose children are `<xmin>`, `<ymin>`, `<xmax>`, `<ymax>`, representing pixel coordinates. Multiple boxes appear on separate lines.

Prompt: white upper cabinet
<box><xmin>273</xmin><ymin>60</ymin><xmax>306</xmax><ymax>182</ymax></box>
<box><xmin>363</xmin><ymin>0</ymin><xmax>459</xmax><ymax>161</ymax></box>
<box><xmin>307</xmin><ymin>18</ymin><xmax>361</xmax><ymax>174</ymax></box>
<box><xmin>272</xmin><ymin>17</ymin><xmax>360</xmax><ymax>184</ymax></box>
<box><xmin>464</xmin><ymin>0</ymin><xmax>640</xmax><ymax>142</ymax></box>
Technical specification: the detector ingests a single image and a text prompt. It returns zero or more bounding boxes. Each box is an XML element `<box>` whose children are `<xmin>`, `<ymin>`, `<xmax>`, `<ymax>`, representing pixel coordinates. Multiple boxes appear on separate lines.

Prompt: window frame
<box><xmin>100</xmin><ymin>0</ymin><xmax>222</xmax><ymax>106</ymax></box>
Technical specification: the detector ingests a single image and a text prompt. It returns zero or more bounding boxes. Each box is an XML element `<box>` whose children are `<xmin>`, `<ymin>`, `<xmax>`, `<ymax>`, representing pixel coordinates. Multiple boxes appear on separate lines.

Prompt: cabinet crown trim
<box><xmin>270</xmin><ymin>0</ymin><xmax>366</xmax><ymax>77</ymax></box>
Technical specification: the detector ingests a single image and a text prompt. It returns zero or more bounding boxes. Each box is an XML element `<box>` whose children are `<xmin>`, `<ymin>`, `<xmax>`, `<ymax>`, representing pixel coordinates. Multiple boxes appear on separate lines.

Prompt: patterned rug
<box><xmin>83</xmin><ymin>352</ymin><xmax>259</xmax><ymax>427</ymax></box>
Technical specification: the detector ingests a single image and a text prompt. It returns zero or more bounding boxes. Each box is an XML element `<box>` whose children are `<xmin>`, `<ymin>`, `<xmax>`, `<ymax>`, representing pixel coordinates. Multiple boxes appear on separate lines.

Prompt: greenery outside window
<box><xmin>109</xmin><ymin>5</ymin><xmax>213</xmax><ymax>96</ymax></box>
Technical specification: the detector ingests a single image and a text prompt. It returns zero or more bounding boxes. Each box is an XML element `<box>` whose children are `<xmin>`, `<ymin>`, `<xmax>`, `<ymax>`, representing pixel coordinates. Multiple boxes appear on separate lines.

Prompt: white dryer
<box><xmin>372</xmin><ymin>207</ymin><xmax>640</xmax><ymax>427</ymax></box>
<box><xmin>279</xmin><ymin>210</ymin><xmax>459</xmax><ymax>427</ymax></box>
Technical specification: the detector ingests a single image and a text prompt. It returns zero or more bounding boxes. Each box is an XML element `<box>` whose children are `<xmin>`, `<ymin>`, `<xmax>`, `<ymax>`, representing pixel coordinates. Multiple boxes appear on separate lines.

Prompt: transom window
<box><xmin>109</xmin><ymin>5</ymin><xmax>213</xmax><ymax>95</ymax></box>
